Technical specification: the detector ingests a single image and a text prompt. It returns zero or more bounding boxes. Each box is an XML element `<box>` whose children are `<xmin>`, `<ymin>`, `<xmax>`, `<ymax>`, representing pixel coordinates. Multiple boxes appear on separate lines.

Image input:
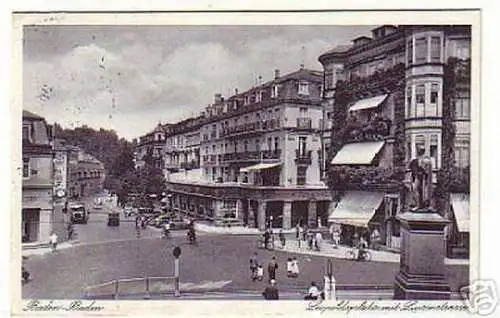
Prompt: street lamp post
<box><xmin>172</xmin><ymin>246</ymin><xmax>181</xmax><ymax>297</ymax></box>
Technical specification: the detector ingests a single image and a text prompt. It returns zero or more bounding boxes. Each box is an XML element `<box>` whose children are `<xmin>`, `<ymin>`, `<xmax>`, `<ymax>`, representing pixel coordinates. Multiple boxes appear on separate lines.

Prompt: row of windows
<box><xmin>407</xmin><ymin>34</ymin><xmax>442</xmax><ymax>65</ymax></box>
<box><xmin>406</xmin><ymin>83</ymin><xmax>441</xmax><ymax>118</ymax></box>
<box><xmin>406</xmin><ymin>133</ymin><xmax>440</xmax><ymax>169</ymax></box>
<box><xmin>204</xmin><ymin>136</ymin><xmax>282</xmax><ymax>155</ymax></box>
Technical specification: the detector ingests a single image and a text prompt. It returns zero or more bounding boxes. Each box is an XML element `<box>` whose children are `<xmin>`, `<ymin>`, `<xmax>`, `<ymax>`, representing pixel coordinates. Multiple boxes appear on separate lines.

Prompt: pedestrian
<box><xmin>67</xmin><ymin>223</ymin><xmax>74</xmax><ymax>241</ymax></box>
<box><xmin>250</xmin><ymin>252</ymin><xmax>259</xmax><ymax>281</ymax></box>
<box><xmin>304</xmin><ymin>282</ymin><xmax>323</xmax><ymax>301</ymax></box>
<box><xmin>298</xmin><ymin>224</ymin><xmax>304</xmax><ymax>248</ymax></box>
<box><xmin>332</xmin><ymin>228</ymin><xmax>340</xmax><ymax>248</ymax></box>
<box><xmin>302</xmin><ymin>224</ymin><xmax>308</xmax><ymax>241</ymax></box>
<box><xmin>262</xmin><ymin>279</ymin><xmax>279</xmax><ymax>300</ymax></box>
<box><xmin>257</xmin><ymin>265</ymin><xmax>264</xmax><ymax>281</ymax></box>
<box><xmin>370</xmin><ymin>228</ymin><xmax>381</xmax><ymax>250</ymax></box>
<box><xmin>263</xmin><ymin>230</ymin><xmax>270</xmax><ymax>249</ymax></box>
<box><xmin>291</xmin><ymin>257</ymin><xmax>300</xmax><ymax>277</ymax></box>
<box><xmin>295</xmin><ymin>223</ymin><xmax>300</xmax><ymax>240</ymax></box>
<box><xmin>307</xmin><ymin>230</ymin><xmax>314</xmax><ymax>250</ymax></box>
<box><xmin>315</xmin><ymin>231</ymin><xmax>323</xmax><ymax>251</ymax></box>
<box><xmin>49</xmin><ymin>232</ymin><xmax>58</xmax><ymax>252</ymax></box>
<box><xmin>279</xmin><ymin>230</ymin><xmax>286</xmax><ymax>248</ymax></box>
<box><xmin>329</xmin><ymin>224</ymin><xmax>334</xmax><ymax>242</ymax></box>
<box><xmin>317</xmin><ymin>217</ymin><xmax>322</xmax><ymax>229</ymax></box>
<box><xmin>267</xmin><ymin>256</ymin><xmax>278</xmax><ymax>282</ymax></box>
<box><xmin>286</xmin><ymin>258</ymin><xmax>293</xmax><ymax>277</ymax></box>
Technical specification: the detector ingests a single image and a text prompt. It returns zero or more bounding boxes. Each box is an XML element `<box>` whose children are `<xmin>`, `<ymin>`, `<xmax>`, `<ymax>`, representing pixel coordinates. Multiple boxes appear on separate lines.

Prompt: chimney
<box><xmin>214</xmin><ymin>93</ymin><xmax>223</xmax><ymax>104</ymax></box>
<box><xmin>274</xmin><ymin>69</ymin><xmax>280</xmax><ymax>79</ymax></box>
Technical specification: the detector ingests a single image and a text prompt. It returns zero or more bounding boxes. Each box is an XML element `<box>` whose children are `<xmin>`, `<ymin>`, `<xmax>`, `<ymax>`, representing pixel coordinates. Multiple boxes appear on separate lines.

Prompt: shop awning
<box><xmin>450</xmin><ymin>193</ymin><xmax>470</xmax><ymax>233</ymax></box>
<box><xmin>328</xmin><ymin>191</ymin><xmax>385</xmax><ymax>228</ymax></box>
<box><xmin>240</xmin><ymin>162</ymin><xmax>282</xmax><ymax>173</ymax></box>
<box><xmin>349</xmin><ymin>94</ymin><xmax>388</xmax><ymax>112</ymax></box>
<box><xmin>331</xmin><ymin>141</ymin><xmax>385</xmax><ymax>165</ymax></box>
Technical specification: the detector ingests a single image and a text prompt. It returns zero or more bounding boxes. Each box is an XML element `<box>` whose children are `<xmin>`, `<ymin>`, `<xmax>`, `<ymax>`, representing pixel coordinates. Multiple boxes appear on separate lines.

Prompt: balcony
<box><xmin>296</xmin><ymin>118</ymin><xmax>312</xmax><ymax>130</ymax></box>
<box><xmin>295</xmin><ymin>150</ymin><xmax>312</xmax><ymax>165</ymax></box>
<box><xmin>222</xmin><ymin>149</ymin><xmax>282</xmax><ymax>163</ymax></box>
<box><xmin>220</xmin><ymin>119</ymin><xmax>281</xmax><ymax>138</ymax></box>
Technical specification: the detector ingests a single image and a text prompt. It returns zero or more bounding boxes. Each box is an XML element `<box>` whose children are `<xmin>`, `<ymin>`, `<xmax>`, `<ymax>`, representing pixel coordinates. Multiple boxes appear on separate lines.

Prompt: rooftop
<box><xmin>22</xmin><ymin>110</ymin><xmax>44</xmax><ymax>120</ymax></box>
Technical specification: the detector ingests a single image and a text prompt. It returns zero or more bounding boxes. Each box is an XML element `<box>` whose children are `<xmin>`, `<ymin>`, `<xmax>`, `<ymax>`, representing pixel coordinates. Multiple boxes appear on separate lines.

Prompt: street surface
<box><xmin>22</xmin><ymin>196</ymin><xmax>469</xmax><ymax>300</ymax></box>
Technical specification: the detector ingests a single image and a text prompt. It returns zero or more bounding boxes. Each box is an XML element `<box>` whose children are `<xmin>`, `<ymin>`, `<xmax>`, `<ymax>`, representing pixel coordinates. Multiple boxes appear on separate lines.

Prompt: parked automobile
<box><xmin>69</xmin><ymin>203</ymin><xmax>88</xmax><ymax>224</ymax></box>
<box><xmin>107</xmin><ymin>211</ymin><xmax>120</xmax><ymax>227</ymax></box>
<box><xmin>123</xmin><ymin>206</ymin><xmax>137</xmax><ymax>217</ymax></box>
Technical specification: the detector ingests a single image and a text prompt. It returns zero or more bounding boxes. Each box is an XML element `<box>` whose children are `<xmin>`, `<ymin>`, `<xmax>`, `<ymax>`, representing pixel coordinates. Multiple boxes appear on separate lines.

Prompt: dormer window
<box><xmin>22</xmin><ymin>124</ymin><xmax>31</xmax><ymax>142</ymax></box>
<box><xmin>271</xmin><ymin>85</ymin><xmax>279</xmax><ymax>98</ymax></box>
<box><xmin>298</xmin><ymin>81</ymin><xmax>310</xmax><ymax>96</ymax></box>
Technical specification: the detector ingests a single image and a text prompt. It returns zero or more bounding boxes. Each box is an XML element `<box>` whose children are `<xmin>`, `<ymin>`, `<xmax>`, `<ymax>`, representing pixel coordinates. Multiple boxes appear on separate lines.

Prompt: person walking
<box><xmin>279</xmin><ymin>230</ymin><xmax>286</xmax><ymax>248</ymax></box>
<box><xmin>250</xmin><ymin>252</ymin><xmax>259</xmax><ymax>281</ymax></box>
<box><xmin>315</xmin><ymin>231</ymin><xmax>323</xmax><ymax>251</ymax></box>
<box><xmin>262</xmin><ymin>279</ymin><xmax>279</xmax><ymax>300</ymax></box>
<box><xmin>267</xmin><ymin>256</ymin><xmax>278</xmax><ymax>282</ymax></box>
<box><xmin>49</xmin><ymin>233</ymin><xmax>58</xmax><ymax>252</ymax></box>
<box><xmin>263</xmin><ymin>229</ymin><xmax>271</xmax><ymax>250</ymax></box>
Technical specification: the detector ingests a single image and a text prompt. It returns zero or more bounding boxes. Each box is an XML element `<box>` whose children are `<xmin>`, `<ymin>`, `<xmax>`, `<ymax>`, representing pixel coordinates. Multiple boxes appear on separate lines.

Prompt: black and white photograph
<box><xmin>9</xmin><ymin>8</ymin><xmax>489</xmax><ymax>317</ymax></box>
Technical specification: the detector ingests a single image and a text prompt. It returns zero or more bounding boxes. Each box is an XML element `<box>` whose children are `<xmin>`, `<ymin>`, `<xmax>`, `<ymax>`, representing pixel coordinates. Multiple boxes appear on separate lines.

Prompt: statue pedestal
<box><xmin>394</xmin><ymin>209</ymin><xmax>451</xmax><ymax>300</ymax></box>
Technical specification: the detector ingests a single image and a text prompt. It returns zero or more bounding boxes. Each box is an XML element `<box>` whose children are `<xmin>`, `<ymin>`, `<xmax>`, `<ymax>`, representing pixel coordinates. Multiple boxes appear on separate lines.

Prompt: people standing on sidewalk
<box><xmin>315</xmin><ymin>231</ymin><xmax>323</xmax><ymax>251</ymax></box>
<box><xmin>279</xmin><ymin>230</ymin><xmax>286</xmax><ymax>248</ymax></box>
<box><xmin>298</xmin><ymin>224</ymin><xmax>304</xmax><ymax>248</ymax></box>
<box><xmin>49</xmin><ymin>233</ymin><xmax>58</xmax><ymax>252</ymax></box>
<box><xmin>262</xmin><ymin>279</ymin><xmax>279</xmax><ymax>300</ymax></box>
<box><xmin>267</xmin><ymin>256</ymin><xmax>278</xmax><ymax>282</ymax></box>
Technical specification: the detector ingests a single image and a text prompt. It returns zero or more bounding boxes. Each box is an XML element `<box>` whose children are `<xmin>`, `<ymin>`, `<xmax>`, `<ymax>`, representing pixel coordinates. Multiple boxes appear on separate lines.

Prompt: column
<box><xmin>282</xmin><ymin>201</ymin><xmax>292</xmax><ymax>229</ymax></box>
<box><xmin>308</xmin><ymin>200</ymin><xmax>317</xmax><ymax>228</ymax></box>
<box><xmin>257</xmin><ymin>200</ymin><xmax>267</xmax><ymax>231</ymax></box>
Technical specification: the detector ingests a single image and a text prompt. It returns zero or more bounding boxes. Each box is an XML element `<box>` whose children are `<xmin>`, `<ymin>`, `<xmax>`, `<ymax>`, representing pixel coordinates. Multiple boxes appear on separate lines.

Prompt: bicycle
<box><xmin>345</xmin><ymin>248</ymin><xmax>372</xmax><ymax>261</ymax></box>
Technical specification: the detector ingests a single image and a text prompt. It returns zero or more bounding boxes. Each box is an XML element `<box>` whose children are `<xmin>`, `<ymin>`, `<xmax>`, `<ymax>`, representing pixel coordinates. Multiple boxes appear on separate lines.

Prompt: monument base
<box><xmin>394</xmin><ymin>270</ymin><xmax>451</xmax><ymax>300</ymax></box>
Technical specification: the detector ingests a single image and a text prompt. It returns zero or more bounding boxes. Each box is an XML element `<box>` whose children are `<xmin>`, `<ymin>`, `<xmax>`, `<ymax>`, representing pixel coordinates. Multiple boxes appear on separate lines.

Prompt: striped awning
<box><xmin>331</xmin><ymin>141</ymin><xmax>385</xmax><ymax>165</ymax></box>
<box><xmin>349</xmin><ymin>94</ymin><xmax>388</xmax><ymax>112</ymax></box>
<box><xmin>328</xmin><ymin>191</ymin><xmax>385</xmax><ymax>228</ymax></box>
<box><xmin>450</xmin><ymin>193</ymin><xmax>470</xmax><ymax>233</ymax></box>
<box><xmin>240</xmin><ymin>162</ymin><xmax>282</xmax><ymax>173</ymax></box>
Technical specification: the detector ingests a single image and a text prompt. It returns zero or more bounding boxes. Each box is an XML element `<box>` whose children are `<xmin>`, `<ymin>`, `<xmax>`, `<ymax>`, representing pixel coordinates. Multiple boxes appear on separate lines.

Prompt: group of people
<box><xmin>294</xmin><ymin>224</ymin><xmax>324</xmax><ymax>251</ymax></box>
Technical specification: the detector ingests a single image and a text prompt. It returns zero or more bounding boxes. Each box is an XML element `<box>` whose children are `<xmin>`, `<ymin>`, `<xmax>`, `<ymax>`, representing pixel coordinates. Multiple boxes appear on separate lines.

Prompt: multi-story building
<box><xmin>164</xmin><ymin>117</ymin><xmax>203</xmax><ymax>175</ymax></box>
<box><xmin>134</xmin><ymin>123</ymin><xmax>168</xmax><ymax>170</ymax></box>
<box><xmin>67</xmin><ymin>146</ymin><xmax>106</xmax><ymax>199</ymax></box>
<box><xmin>319</xmin><ymin>25</ymin><xmax>471</xmax><ymax>253</ymax></box>
<box><xmin>21</xmin><ymin>110</ymin><xmax>66</xmax><ymax>243</ymax></box>
<box><xmin>165</xmin><ymin>67</ymin><xmax>332</xmax><ymax>230</ymax></box>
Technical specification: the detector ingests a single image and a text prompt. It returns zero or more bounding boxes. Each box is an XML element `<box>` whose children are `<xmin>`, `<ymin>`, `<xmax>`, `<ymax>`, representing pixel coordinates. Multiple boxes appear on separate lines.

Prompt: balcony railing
<box><xmin>296</xmin><ymin>117</ymin><xmax>312</xmax><ymax>130</ymax></box>
<box><xmin>222</xmin><ymin>149</ymin><xmax>281</xmax><ymax>163</ymax></box>
<box><xmin>295</xmin><ymin>150</ymin><xmax>312</xmax><ymax>165</ymax></box>
<box><xmin>220</xmin><ymin>119</ymin><xmax>281</xmax><ymax>138</ymax></box>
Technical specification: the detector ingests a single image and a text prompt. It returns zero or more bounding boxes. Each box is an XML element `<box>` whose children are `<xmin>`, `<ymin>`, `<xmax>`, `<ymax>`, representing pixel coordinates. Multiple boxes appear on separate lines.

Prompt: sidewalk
<box><xmin>22</xmin><ymin>241</ymin><xmax>79</xmax><ymax>257</ymax></box>
<box><xmin>277</xmin><ymin>239</ymin><xmax>401</xmax><ymax>263</ymax></box>
<box><xmin>194</xmin><ymin>223</ymin><xmax>296</xmax><ymax>235</ymax></box>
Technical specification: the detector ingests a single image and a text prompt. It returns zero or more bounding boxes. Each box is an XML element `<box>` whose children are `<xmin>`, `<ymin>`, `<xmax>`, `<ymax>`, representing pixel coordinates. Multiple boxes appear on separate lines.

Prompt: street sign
<box><xmin>172</xmin><ymin>246</ymin><xmax>181</xmax><ymax>258</ymax></box>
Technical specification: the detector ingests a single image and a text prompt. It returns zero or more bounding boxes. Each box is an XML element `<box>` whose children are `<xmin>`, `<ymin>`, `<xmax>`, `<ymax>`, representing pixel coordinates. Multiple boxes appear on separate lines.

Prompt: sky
<box><xmin>23</xmin><ymin>25</ymin><xmax>374</xmax><ymax>140</ymax></box>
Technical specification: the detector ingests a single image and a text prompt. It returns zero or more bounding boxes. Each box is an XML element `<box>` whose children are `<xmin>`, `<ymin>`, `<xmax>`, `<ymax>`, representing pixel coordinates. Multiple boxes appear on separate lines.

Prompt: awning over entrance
<box><xmin>349</xmin><ymin>94</ymin><xmax>388</xmax><ymax>112</ymax></box>
<box><xmin>330</xmin><ymin>141</ymin><xmax>385</xmax><ymax>165</ymax></box>
<box><xmin>328</xmin><ymin>191</ymin><xmax>385</xmax><ymax>228</ymax></box>
<box><xmin>240</xmin><ymin>162</ymin><xmax>281</xmax><ymax>173</ymax></box>
<box><xmin>450</xmin><ymin>193</ymin><xmax>469</xmax><ymax>233</ymax></box>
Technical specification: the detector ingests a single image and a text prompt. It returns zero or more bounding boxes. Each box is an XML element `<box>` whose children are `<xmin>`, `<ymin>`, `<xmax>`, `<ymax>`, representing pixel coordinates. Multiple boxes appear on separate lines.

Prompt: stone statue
<box><xmin>408</xmin><ymin>147</ymin><xmax>434</xmax><ymax>210</ymax></box>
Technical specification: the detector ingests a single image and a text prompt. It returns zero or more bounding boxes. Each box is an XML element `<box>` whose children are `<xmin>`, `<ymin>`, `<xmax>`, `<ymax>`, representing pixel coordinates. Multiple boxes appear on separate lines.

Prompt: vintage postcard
<box><xmin>9</xmin><ymin>8</ymin><xmax>490</xmax><ymax>317</ymax></box>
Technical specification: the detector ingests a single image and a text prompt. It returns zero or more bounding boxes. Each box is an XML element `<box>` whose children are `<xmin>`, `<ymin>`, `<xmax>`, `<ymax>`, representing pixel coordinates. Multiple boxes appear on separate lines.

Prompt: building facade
<box><xmin>134</xmin><ymin>124</ymin><xmax>168</xmax><ymax>170</ymax></box>
<box><xmin>164</xmin><ymin>117</ymin><xmax>203</xmax><ymax>175</ymax></box>
<box><xmin>165</xmin><ymin>68</ymin><xmax>332</xmax><ymax>229</ymax></box>
<box><xmin>319</xmin><ymin>25</ymin><xmax>471</xmax><ymax>253</ymax></box>
<box><xmin>21</xmin><ymin>111</ymin><xmax>66</xmax><ymax>243</ymax></box>
<box><xmin>67</xmin><ymin>146</ymin><xmax>106</xmax><ymax>199</ymax></box>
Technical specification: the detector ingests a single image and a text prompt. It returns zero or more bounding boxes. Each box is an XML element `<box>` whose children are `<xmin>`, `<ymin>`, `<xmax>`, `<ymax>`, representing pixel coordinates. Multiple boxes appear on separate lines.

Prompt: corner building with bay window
<box><xmin>165</xmin><ymin>68</ymin><xmax>332</xmax><ymax>230</ymax></box>
<box><xmin>320</xmin><ymin>25</ymin><xmax>471</xmax><ymax>254</ymax></box>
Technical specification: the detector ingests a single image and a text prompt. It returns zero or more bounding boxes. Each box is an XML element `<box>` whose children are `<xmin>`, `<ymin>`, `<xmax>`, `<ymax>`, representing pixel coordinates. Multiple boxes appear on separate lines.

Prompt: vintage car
<box><xmin>107</xmin><ymin>211</ymin><xmax>120</xmax><ymax>227</ymax></box>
